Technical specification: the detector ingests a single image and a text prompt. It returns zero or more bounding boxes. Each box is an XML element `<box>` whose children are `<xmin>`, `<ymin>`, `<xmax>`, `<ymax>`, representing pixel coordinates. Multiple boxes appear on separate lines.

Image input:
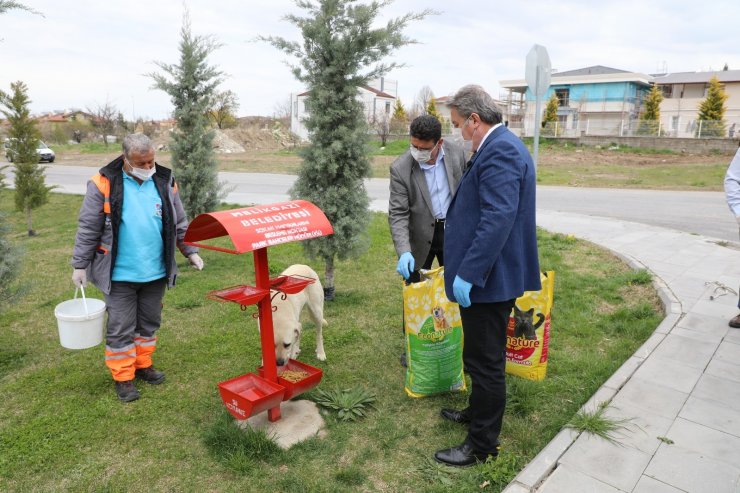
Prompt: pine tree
<box><xmin>0</xmin><ymin>81</ymin><xmax>52</xmax><ymax>236</ymax></box>
<box><xmin>392</xmin><ymin>98</ymin><xmax>407</xmax><ymax>121</ymax></box>
<box><xmin>263</xmin><ymin>0</ymin><xmax>431</xmax><ymax>297</ymax></box>
<box><xmin>0</xmin><ymin>3</ymin><xmax>34</xmax><ymax>305</ymax></box>
<box><xmin>426</xmin><ymin>98</ymin><xmax>441</xmax><ymax>120</ymax></box>
<box><xmin>639</xmin><ymin>85</ymin><xmax>663</xmax><ymax>135</ymax></box>
<box><xmin>542</xmin><ymin>93</ymin><xmax>559</xmax><ymax>134</ymax></box>
<box><xmin>697</xmin><ymin>76</ymin><xmax>728</xmax><ymax>137</ymax></box>
<box><xmin>0</xmin><ymin>157</ymin><xmax>22</xmax><ymax>308</ymax></box>
<box><xmin>149</xmin><ymin>11</ymin><xmax>225</xmax><ymax>219</ymax></box>
<box><xmin>0</xmin><ymin>1</ymin><xmax>38</xmax><ymax>15</ymax></box>
<box><xmin>390</xmin><ymin>98</ymin><xmax>408</xmax><ymax>135</ymax></box>
<box><xmin>0</xmin><ymin>208</ymin><xmax>23</xmax><ymax>308</ymax></box>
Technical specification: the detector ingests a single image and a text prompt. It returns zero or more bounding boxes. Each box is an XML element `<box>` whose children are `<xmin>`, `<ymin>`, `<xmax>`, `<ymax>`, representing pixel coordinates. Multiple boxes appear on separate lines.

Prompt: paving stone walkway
<box><xmin>504</xmin><ymin>210</ymin><xmax>740</xmax><ymax>493</ymax></box>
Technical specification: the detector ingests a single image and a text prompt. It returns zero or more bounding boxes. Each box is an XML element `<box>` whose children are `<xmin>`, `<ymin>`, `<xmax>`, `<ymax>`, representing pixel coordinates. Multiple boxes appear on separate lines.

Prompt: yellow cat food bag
<box><xmin>505</xmin><ymin>271</ymin><xmax>555</xmax><ymax>381</ymax></box>
<box><xmin>403</xmin><ymin>267</ymin><xmax>466</xmax><ymax>397</ymax></box>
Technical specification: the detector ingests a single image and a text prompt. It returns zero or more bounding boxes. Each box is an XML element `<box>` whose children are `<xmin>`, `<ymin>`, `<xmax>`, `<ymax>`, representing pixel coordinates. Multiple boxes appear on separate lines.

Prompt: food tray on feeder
<box><xmin>269</xmin><ymin>275</ymin><xmax>316</xmax><ymax>295</ymax></box>
<box><xmin>207</xmin><ymin>285</ymin><xmax>269</xmax><ymax>306</ymax></box>
<box><xmin>218</xmin><ymin>373</ymin><xmax>285</xmax><ymax>420</ymax></box>
<box><xmin>258</xmin><ymin>359</ymin><xmax>323</xmax><ymax>400</ymax></box>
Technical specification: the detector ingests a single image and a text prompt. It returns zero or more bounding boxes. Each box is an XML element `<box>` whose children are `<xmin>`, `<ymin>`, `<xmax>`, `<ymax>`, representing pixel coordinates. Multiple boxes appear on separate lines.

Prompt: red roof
<box><xmin>361</xmin><ymin>86</ymin><xmax>395</xmax><ymax>99</ymax></box>
<box><xmin>38</xmin><ymin>115</ymin><xmax>68</xmax><ymax>123</ymax></box>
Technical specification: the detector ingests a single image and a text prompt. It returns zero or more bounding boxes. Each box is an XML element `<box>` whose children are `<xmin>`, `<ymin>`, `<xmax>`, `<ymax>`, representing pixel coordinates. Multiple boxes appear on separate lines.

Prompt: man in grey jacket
<box><xmin>71</xmin><ymin>133</ymin><xmax>203</xmax><ymax>402</ymax></box>
<box><xmin>388</xmin><ymin>114</ymin><xmax>466</xmax><ymax>364</ymax></box>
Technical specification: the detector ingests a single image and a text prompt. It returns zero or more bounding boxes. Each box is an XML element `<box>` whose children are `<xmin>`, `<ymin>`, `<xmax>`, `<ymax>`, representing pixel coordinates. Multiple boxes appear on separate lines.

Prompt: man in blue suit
<box><xmin>434</xmin><ymin>85</ymin><xmax>541</xmax><ymax>467</ymax></box>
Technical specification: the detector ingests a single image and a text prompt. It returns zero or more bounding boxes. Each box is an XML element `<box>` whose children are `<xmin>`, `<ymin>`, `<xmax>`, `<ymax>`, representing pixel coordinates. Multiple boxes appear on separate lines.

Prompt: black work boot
<box><xmin>115</xmin><ymin>380</ymin><xmax>140</xmax><ymax>402</ymax></box>
<box><xmin>135</xmin><ymin>366</ymin><xmax>166</xmax><ymax>385</ymax></box>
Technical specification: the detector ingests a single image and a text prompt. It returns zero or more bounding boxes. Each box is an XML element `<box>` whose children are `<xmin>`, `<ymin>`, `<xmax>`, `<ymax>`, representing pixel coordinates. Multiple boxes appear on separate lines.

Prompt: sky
<box><xmin>1</xmin><ymin>0</ymin><xmax>740</xmax><ymax>120</ymax></box>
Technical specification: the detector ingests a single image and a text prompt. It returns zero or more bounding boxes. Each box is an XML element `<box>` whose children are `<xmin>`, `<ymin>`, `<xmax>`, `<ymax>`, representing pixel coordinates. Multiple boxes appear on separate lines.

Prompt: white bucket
<box><xmin>54</xmin><ymin>286</ymin><xmax>106</xmax><ymax>349</ymax></box>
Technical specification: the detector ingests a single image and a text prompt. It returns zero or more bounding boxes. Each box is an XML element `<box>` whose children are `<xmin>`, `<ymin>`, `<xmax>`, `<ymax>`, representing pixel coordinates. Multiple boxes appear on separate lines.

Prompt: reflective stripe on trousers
<box><xmin>104</xmin><ymin>278</ymin><xmax>167</xmax><ymax>381</ymax></box>
<box><xmin>105</xmin><ymin>344</ymin><xmax>137</xmax><ymax>382</ymax></box>
<box><xmin>134</xmin><ymin>334</ymin><xmax>157</xmax><ymax>370</ymax></box>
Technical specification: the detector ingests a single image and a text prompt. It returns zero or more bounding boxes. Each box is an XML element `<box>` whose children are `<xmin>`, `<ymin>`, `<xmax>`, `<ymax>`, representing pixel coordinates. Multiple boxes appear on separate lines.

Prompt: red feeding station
<box><xmin>184</xmin><ymin>200</ymin><xmax>333</xmax><ymax>422</ymax></box>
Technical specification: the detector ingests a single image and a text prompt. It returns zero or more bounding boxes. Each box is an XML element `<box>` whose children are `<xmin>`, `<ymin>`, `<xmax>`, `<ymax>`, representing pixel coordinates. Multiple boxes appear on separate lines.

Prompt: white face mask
<box><xmin>462</xmin><ymin>139</ymin><xmax>474</xmax><ymax>154</ymax></box>
<box><xmin>409</xmin><ymin>141</ymin><xmax>438</xmax><ymax>164</ymax></box>
<box><xmin>461</xmin><ymin>116</ymin><xmax>477</xmax><ymax>153</ymax></box>
<box><xmin>127</xmin><ymin>161</ymin><xmax>156</xmax><ymax>181</ymax></box>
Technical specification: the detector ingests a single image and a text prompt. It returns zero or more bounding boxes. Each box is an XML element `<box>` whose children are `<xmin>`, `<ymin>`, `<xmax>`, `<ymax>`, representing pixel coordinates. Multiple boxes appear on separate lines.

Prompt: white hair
<box><xmin>122</xmin><ymin>133</ymin><xmax>153</xmax><ymax>158</ymax></box>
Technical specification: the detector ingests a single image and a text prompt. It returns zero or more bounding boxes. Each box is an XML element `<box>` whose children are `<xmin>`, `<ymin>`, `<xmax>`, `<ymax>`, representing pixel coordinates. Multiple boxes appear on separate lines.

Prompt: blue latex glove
<box><xmin>396</xmin><ymin>252</ymin><xmax>414</xmax><ymax>279</ymax></box>
<box><xmin>453</xmin><ymin>275</ymin><xmax>472</xmax><ymax>308</ymax></box>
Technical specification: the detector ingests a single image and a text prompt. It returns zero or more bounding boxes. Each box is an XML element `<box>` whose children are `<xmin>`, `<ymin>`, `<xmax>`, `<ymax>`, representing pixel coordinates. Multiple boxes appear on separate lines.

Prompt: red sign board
<box><xmin>184</xmin><ymin>200</ymin><xmax>333</xmax><ymax>254</ymax></box>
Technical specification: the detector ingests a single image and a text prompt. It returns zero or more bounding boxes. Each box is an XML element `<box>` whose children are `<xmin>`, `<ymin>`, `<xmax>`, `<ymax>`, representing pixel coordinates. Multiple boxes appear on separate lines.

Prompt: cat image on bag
<box><xmin>513</xmin><ymin>306</ymin><xmax>544</xmax><ymax>341</ymax></box>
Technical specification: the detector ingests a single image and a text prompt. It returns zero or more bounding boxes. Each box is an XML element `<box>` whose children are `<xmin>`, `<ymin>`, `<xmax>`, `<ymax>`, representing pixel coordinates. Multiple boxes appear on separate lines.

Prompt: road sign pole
<box><xmin>525</xmin><ymin>44</ymin><xmax>551</xmax><ymax>174</ymax></box>
<box><xmin>533</xmin><ymin>91</ymin><xmax>542</xmax><ymax>171</ymax></box>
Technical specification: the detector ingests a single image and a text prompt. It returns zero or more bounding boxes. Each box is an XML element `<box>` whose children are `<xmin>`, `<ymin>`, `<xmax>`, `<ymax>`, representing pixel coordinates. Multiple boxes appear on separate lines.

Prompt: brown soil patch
<box><xmin>540</xmin><ymin>146</ymin><xmax>726</xmax><ymax>168</ymax></box>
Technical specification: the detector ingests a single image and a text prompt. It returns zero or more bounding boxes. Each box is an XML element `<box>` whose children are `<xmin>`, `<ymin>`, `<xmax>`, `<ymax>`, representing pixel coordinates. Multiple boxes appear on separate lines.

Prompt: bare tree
<box><xmin>273</xmin><ymin>96</ymin><xmax>292</xmax><ymax>128</ymax></box>
<box><xmin>414</xmin><ymin>85</ymin><xmax>435</xmax><ymax>117</ymax></box>
<box><xmin>208</xmin><ymin>89</ymin><xmax>239</xmax><ymax>129</ymax></box>
<box><xmin>87</xmin><ymin>100</ymin><xmax>118</xmax><ymax>146</ymax></box>
<box><xmin>371</xmin><ymin>109</ymin><xmax>391</xmax><ymax>147</ymax></box>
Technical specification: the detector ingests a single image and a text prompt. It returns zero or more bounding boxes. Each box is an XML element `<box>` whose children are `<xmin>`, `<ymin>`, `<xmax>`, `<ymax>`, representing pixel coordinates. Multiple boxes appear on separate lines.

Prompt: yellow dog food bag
<box><xmin>403</xmin><ymin>267</ymin><xmax>466</xmax><ymax>397</ymax></box>
<box><xmin>505</xmin><ymin>271</ymin><xmax>555</xmax><ymax>381</ymax></box>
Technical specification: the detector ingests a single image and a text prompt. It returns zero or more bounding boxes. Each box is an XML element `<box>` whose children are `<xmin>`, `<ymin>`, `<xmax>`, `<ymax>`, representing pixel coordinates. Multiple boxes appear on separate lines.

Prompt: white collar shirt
<box><xmin>418</xmin><ymin>145</ymin><xmax>451</xmax><ymax>219</ymax></box>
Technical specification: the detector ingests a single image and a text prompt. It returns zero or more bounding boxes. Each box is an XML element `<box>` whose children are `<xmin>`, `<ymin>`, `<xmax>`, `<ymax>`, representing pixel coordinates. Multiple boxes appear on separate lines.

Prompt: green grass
<box><xmin>534</xmin><ymin>159</ymin><xmax>727</xmax><ymax>190</ymax></box>
<box><xmin>0</xmin><ymin>191</ymin><xmax>663</xmax><ymax>492</ymax></box>
<box><xmin>520</xmin><ymin>138</ymin><xmax>677</xmax><ymax>155</ymax></box>
<box><xmin>51</xmin><ymin>141</ymin><xmax>124</xmax><ymax>154</ymax></box>
<box><xmin>566</xmin><ymin>402</ymin><xmax>634</xmax><ymax>443</ymax></box>
<box><xmin>367</xmin><ymin>138</ymin><xmax>410</xmax><ymax>156</ymax></box>
<box><xmin>47</xmin><ymin>136</ymin><xmax>730</xmax><ymax>189</ymax></box>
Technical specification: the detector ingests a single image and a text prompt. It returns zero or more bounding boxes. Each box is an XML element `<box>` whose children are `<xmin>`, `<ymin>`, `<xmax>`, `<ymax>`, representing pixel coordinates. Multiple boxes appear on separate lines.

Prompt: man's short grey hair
<box><xmin>448</xmin><ymin>85</ymin><xmax>503</xmax><ymax>125</ymax></box>
<box><xmin>122</xmin><ymin>133</ymin><xmax>153</xmax><ymax>158</ymax></box>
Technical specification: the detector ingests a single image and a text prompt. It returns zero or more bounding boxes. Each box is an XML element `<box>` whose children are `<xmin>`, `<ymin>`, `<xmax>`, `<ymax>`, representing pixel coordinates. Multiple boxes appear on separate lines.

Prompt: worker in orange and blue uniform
<box><xmin>71</xmin><ymin>133</ymin><xmax>203</xmax><ymax>402</ymax></box>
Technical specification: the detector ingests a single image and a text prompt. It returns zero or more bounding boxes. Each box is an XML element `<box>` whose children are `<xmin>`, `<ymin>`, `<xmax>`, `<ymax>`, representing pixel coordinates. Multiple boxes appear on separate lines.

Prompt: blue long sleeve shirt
<box><xmin>724</xmin><ymin>147</ymin><xmax>740</xmax><ymax>216</ymax></box>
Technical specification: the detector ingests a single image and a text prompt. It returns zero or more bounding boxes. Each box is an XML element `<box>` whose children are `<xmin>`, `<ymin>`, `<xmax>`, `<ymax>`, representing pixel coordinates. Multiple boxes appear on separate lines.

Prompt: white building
<box><xmin>653</xmin><ymin>70</ymin><xmax>740</xmax><ymax>138</ymax></box>
<box><xmin>290</xmin><ymin>78</ymin><xmax>397</xmax><ymax>141</ymax></box>
<box><xmin>500</xmin><ymin>66</ymin><xmax>653</xmax><ymax>137</ymax></box>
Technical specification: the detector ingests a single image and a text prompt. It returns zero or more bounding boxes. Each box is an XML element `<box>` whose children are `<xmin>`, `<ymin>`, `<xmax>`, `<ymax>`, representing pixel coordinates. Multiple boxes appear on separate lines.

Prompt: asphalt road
<box><xmin>4</xmin><ymin>164</ymin><xmax>736</xmax><ymax>243</ymax></box>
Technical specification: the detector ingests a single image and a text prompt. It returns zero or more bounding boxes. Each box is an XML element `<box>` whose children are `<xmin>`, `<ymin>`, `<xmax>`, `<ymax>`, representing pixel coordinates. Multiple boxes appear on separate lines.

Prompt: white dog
<box><xmin>261</xmin><ymin>264</ymin><xmax>327</xmax><ymax>366</ymax></box>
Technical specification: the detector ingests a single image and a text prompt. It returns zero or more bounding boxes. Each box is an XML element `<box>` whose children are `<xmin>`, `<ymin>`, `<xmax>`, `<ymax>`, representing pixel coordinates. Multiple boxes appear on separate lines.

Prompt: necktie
<box><xmin>465</xmin><ymin>151</ymin><xmax>477</xmax><ymax>170</ymax></box>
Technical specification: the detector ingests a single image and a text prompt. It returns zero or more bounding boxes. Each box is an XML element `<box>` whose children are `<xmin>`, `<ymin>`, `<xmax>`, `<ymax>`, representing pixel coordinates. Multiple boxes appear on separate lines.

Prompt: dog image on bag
<box><xmin>432</xmin><ymin>305</ymin><xmax>450</xmax><ymax>330</ymax></box>
<box><xmin>261</xmin><ymin>264</ymin><xmax>327</xmax><ymax>366</ymax></box>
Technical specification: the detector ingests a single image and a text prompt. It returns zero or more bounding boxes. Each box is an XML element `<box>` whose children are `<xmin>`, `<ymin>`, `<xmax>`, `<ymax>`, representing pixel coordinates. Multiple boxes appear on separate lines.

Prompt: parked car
<box><xmin>4</xmin><ymin>138</ymin><xmax>55</xmax><ymax>163</ymax></box>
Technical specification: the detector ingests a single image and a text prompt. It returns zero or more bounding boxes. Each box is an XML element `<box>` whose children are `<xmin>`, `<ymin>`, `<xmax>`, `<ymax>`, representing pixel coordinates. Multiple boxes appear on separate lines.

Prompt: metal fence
<box><xmin>511</xmin><ymin>119</ymin><xmax>740</xmax><ymax>139</ymax></box>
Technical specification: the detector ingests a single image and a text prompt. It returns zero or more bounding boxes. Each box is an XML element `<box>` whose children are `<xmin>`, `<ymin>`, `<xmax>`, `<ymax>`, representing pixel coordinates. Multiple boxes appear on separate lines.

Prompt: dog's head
<box><xmin>274</xmin><ymin>321</ymin><xmax>300</xmax><ymax>367</ymax></box>
<box><xmin>432</xmin><ymin>306</ymin><xmax>445</xmax><ymax>320</ymax></box>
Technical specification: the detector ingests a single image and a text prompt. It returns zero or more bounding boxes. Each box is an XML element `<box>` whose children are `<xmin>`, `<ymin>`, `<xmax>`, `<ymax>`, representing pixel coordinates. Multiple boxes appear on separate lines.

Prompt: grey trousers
<box><xmin>104</xmin><ymin>278</ymin><xmax>167</xmax><ymax>349</ymax></box>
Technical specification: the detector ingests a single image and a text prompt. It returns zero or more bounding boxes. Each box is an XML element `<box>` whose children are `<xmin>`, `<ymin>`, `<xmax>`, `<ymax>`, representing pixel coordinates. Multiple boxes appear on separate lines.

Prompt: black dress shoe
<box><xmin>434</xmin><ymin>442</ymin><xmax>498</xmax><ymax>467</ymax></box>
<box><xmin>440</xmin><ymin>407</ymin><xmax>470</xmax><ymax>424</ymax></box>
